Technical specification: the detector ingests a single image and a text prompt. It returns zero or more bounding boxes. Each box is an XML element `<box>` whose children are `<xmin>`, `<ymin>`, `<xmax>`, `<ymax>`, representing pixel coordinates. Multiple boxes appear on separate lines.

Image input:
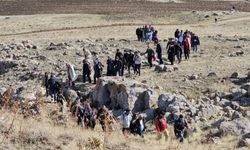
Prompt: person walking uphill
<box><xmin>118</xmin><ymin>109</ymin><xmax>132</xmax><ymax>137</ymax></box>
<box><xmin>93</xmin><ymin>54</ymin><xmax>103</xmax><ymax>84</ymax></box>
<box><xmin>191</xmin><ymin>33</ymin><xmax>200</xmax><ymax>52</ymax></box>
<box><xmin>144</xmin><ymin>44</ymin><xmax>155</xmax><ymax>67</ymax></box>
<box><xmin>82</xmin><ymin>59</ymin><xmax>92</xmax><ymax>83</ymax></box>
<box><xmin>155</xmin><ymin>111</ymin><xmax>169</xmax><ymax>141</ymax></box>
<box><xmin>174</xmin><ymin>114</ymin><xmax>188</xmax><ymax>142</ymax></box>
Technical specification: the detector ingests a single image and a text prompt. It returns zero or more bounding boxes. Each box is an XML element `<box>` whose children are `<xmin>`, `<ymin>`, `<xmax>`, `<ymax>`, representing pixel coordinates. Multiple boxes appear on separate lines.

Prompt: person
<box><xmin>113</xmin><ymin>57</ymin><xmax>123</xmax><ymax>76</ymax></box>
<box><xmin>83</xmin><ymin>103</ymin><xmax>95</xmax><ymax>129</ymax></box>
<box><xmin>138</xmin><ymin>28</ymin><xmax>143</xmax><ymax>42</ymax></box>
<box><xmin>174</xmin><ymin>114</ymin><xmax>188</xmax><ymax>142</ymax></box>
<box><xmin>136</xmin><ymin>28</ymin><xmax>141</xmax><ymax>41</ymax></box>
<box><xmin>156</xmin><ymin>40</ymin><xmax>163</xmax><ymax>64</ymax></box>
<box><xmin>93</xmin><ymin>56</ymin><xmax>103</xmax><ymax>84</ymax></box>
<box><xmin>167</xmin><ymin>40</ymin><xmax>175</xmax><ymax>65</ymax></box>
<box><xmin>57</xmin><ymin>90</ymin><xmax>66</xmax><ymax>112</ymax></box>
<box><xmin>174</xmin><ymin>29</ymin><xmax>180</xmax><ymax>38</ymax></box>
<box><xmin>135</xmin><ymin>115</ymin><xmax>146</xmax><ymax>138</ymax></box>
<box><xmin>215</xmin><ymin>18</ymin><xmax>218</xmax><ymax>23</ymax></box>
<box><xmin>152</xmin><ymin>30</ymin><xmax>158</xmax><ymax>45</ymax></box>
<box><xmin>155</xmin><ymin>111</ymin><xmax>168</xmax><ymax>140</ymax></box>
<box><xmin>183</xmin><ymin>37</ymin><xmax>191</xmax><ymax>60</ymax></box>
<box><xmin>133</xmin><ymin>51</ymin><xmax>142</xmax><ymax>76</ymax></box>
<box><xmin>76</xmin><ymin>102</ymin><xmax>85</xmax><ymax>127</ymax></box>
<box><xmin>174</xmin><ymin>39</ymin><xmax>183</xmax><ymax>63</ymax></box>
<box><xmin>127</xmin><ymin>50</ymin><xmax>134</xmax><ymax>75</ymax></box>
<box><xmin>48</xmin><ymin>74</ymin><xmax>58</xmax><ymax>102</ymax></box>
<box><xmin>44</xmin><ymin>72</ymin><xmax>49</xmax><ymax>97</ymax></box>
<box><xmin>66</xmin><ymin>63</ymin><xmax>77</xmax><ymax>87</ymax></box>
<box><xmin>144</xmin><ymin>44</ymin><xmax>155</xmax><ymax>67</ymax></box>
<box><xmin>118</xmin><ymin>109</ymin><xmax>132</xmax><ymax>137</ymax></box>
<box><xmin>191</xmin><ymin>33</ymin><xmax>200</xmax><ymax>52</ymax></box>
<box><xmin>106</xmin><ymin>56</ymin><xmax>114</xmax><ymax>76</ymax></box>
<box><xmin>115</xmin><ymin>49</ymin><xmax>123</xmax><ymax>60</ymax></box>
<box><xmin>130</xmin><ymin>113</ymin><xmax>139</xmax><ymax>135</ymax></box>
<box><xmin>82</xmin><ymin>59</ymin><xmax>92</xmax><ymax>83</ymax></box>
<box><xmin>97</xmin><ymin>106</ymin><xmax>109</xmax><ymax>131</ymax></box>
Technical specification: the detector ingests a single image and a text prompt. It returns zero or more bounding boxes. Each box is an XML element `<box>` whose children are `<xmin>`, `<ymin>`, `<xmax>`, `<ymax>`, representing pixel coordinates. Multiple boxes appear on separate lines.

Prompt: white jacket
<box><xmin>133</xmin><ymin>55</ymin><xmax>142</xmax><ymax>65</ymax></box>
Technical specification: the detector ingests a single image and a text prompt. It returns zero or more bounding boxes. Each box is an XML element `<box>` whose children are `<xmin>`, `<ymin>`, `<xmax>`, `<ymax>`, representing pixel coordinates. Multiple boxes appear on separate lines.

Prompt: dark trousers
<box><xmin>193</xmin><ymin>45</ymin><xmax>198</xmax><ymax>52</ymax></box>
<box><xmin>83</xmin><ymin>72</ymin><xmax>91</xmax><ymax>83</ymax></box>
<box><xmin>147</xmin><ymin>56</ymin><xmax>153</xmax><ymax>67</ymax></box>
<box><xmin>157</xmin><ymin>53</ymin><xmax>163</xmax><ymax>64</ymax></box>
<box><xmin>134</xmin><ymin>64</ymin><xmax>141</xmax><ymax>76</ymax></box>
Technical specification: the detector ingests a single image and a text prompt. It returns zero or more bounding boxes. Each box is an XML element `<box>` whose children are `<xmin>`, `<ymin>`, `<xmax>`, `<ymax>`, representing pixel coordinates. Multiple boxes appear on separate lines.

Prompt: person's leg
<box><xmin>87</xmin><ymin>73</ymin><xmax>91</xmax><ymax>83</ymax></box>
<box><xmin>128</xmin><ymin>64</ymin><xmax>131</xmax><ymax>75</ymax></box>
<box><xmin>83</xmin><ymin>73</ymin><xmax>86</xmax><ymax>83</ymax></box>
<box><xmin>94</xmin><ymin>74</ymin><xmax>96</xmax><ymax>84</ymax></box>
<box><xmin>180</xmin><ymin>130</ymin><xmax>184</xmax><ymax>142</ymax></box>
<box><xmin>138</xmin><ymin>64</ymin><xmax>141</xmax><ymax>76</ymax></box>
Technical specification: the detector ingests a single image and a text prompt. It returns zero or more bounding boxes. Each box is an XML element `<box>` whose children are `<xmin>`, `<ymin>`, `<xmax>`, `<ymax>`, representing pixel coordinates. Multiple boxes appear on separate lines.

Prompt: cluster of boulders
<box><xmin>154</xmin><ymin>64</ymin><xmax>179</xmax><ymax>73</ymax></box>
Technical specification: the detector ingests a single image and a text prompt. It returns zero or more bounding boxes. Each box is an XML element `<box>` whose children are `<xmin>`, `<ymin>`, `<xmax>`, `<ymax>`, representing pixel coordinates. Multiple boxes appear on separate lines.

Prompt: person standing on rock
<box><xmin>167</xmin><ymin>40</ymin><xmax>175</xmax><ymax>65</ymax></box>
<box><xmin>156</xmin><ymin>40</ymin><xmax>163</xmax><ymax>65</ymax></box>
<box><xmin>155</xmin><ymin>111</ymin><xmax>169</xmax><ymax>141</ymax></box>
<box><xmin>82</xmin><ymin>59</ymin><xmax>92</xmax><ymax>83</ymax></box>
<box><xmin>66</xmin><ymin>63</ymin><xmax>77</xmax><ymax>87</ymax></box>
<box><xmin>174</xmin><ymin>114</ymin><xmax>188</xmax><ymax>142</ymax></box>
<box><xmin>118</xmin><ymin>109</ymin><xmax>132</xmax><ymax>137</ymax></box>
<box><xmin>133</xmin><ymin>51</ymin><xmax>142</xmax><ymax>76</ymax></box>
<box><xmin>143</xmin><ymin>44</ymin><xmax>155</xmax><ymax>68</ymax></box>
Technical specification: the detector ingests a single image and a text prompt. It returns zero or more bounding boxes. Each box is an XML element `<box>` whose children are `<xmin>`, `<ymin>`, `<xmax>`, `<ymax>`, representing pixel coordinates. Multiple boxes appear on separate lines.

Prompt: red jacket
<box><xmin>155</xmin><ymin>115</ymin><xmax>167</xmax><ymax>132</ymax></box>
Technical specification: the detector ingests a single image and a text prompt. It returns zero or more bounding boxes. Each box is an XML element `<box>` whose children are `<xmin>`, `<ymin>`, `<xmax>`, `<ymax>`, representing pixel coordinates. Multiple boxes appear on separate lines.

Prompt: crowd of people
<box><xmin>136</xmin><ymin>25</ymin><xmax>158</xmax><ymax>43</ymax></box>
<box><xmin>43</xmin><ymin>27</ymin><xmax>199</xmax><ymax>143</ymax></box>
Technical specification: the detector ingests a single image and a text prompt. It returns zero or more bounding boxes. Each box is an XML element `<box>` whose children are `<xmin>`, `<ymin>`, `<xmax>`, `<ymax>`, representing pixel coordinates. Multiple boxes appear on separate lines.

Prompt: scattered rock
<box><xmin>231</xmin><ymin>72</ymin><xmax>239</xmax><ymax>78</ymax></box>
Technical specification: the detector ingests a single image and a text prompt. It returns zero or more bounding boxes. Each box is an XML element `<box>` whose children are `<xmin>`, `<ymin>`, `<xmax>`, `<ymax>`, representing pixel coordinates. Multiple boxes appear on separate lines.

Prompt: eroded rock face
<box><xmin>92</xmin><ymin>77</ymin><xmax>156</xmax><ymax>112</ymax></box>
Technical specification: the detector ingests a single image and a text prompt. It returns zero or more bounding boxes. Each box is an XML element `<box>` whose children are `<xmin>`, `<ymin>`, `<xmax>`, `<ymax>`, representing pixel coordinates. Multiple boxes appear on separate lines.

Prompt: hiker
<box><xmin>135</xmin><ymin>115</ymin><xmax>146</xmax><ymax>138</ymax></box>
<box><xmin>115</xmin><ymin>49</ymin><xmax>123</xmax><ymax>60</ymax></box>
<box><xmin>106</xmin><ymin>56</ymin><xmax>114</xmax><ymax>76</ymax></box>
<box><xmin>167</xmin><ymin>40</ymin><xmax>175</xmax><ymax>65</ymax></box>
<box><xmin>155</xmin><ymin>111</ymin><xmax>169</xmax><ymax>140</ymax></box>
<box><xmin>174</xmin><ymin>114</ymin><xmax>188</xmax><ymax>142</ymax></box>
<box><xmin>191</xmin><ymin>33</ymin><xmax>200</xmax><ymax>52</ymax></box>
<box><xmin>133</xmin><ymin>51</ymin><xmax>142</xmax><ymax>76</ymax></box>
<box><xmin>183</xmin><ymin>37</ymin><xmax>191</xmax><ymax>60</ymax></box>
<box><xmin>97</xmin><ymin>106</ymin><xmax>109</xmax><ymax>131</ymax></box>
<box><xmin>83</xmin><ymin>103</ymin><xmax>95</xmax><ymax>129</ymax></box>
<box><xmin>144</xmin><ymin>44</ymin><xmax>155</xmax><ymax>67</ymax></box>
<box><xmin>152</xmin><ymin>30</ymin><xmax>158</xmax><ymax>45</ymax></box>
<box><xmin>44</xmin><ymin>72</ymin><xmax>49</xmax><ymax>96</ymax></box>
<box><xmin>113</xmin><ymin>57</ymin><xmax>123</xmax><ymax>76</ymax></box>
<box><xmin>136</xmin><ymin>28</ymin><xmax>141</xmax><ymax>41</ymax></box>
<box><xmin>156</xmin><ymin>40</ymin><xmax>163</xmax><ymax>64</ymax></box>
<box><xmin>66</xmin><ymin>63</ymin><xmax>77</xmax><ymax>87</ymax></box>
<box><xmin>127</xmin><ymin>50</ymin><xmax>134</xmax><ymax>75</ymax></box>
<box><xmin>48</xmin><ymin>74</ymin><xmax>58</xmax><ymax>102</ymax></box>
<box><xmin>93</xmin><ymin>56</ymin><xmax>103</xmax><ymax>84</ymax></box>
<box><xmin>174</xmin><ymin>29</ymin><xmax>180</xmax><ymax>38</ymax></box>
<box><xmin>174</xmin><ymin>39</ymin><xmax>183</xmax><ymax>63</ymax></box>
<box><xmin>76</xmin><ymin>102</ymin><xmax>85</xmax><ymax>127</ymax></box>
<box><xmin>57</xmin><ymin>90</ymin><xmax>66</xmax><ymax>112</ymax></box>
<box><xmin>82</xmin><ymin>59</ymin><xmax>92</xmax><ymax>83</ymax></box>
<box><xmin>118</xmin><ymin>109</ymin><xmax>132</xmax><ymax>137</ymax></box>
<box><xmin>130</xmin><ymin>113</ymin><xmax>139</xmax><ymax>135</ymax></box>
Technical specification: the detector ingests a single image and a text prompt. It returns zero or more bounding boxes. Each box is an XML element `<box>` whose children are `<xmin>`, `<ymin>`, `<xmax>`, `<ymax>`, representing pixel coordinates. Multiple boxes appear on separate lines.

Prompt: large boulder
<box><xmin>200</xmin><ymin>104</ymin><xmax>222</xmax><ymax>119</ymax></box>
<box><xmin>63</xmin><ymin>89</ymin><xmax>78</xmax><ymax>102</ymax></box>
<box><xmin>238</xmin><ymin>133</ymin><xmax>250</xmax><ymax>148</ymax></box>
<box><xmin>219</xmin><ymin>118</ymin><xmax>250</xmax><ymax>136</ymax></box>
<box><xmin>92</xmin><ymin>77</ymin><xmax>155</xmax><ymax>111</ymax></box>
<box><xmin>157</xmin><ymin>94</ymin><xmax>197</xmax><ymax>115</ymax></box>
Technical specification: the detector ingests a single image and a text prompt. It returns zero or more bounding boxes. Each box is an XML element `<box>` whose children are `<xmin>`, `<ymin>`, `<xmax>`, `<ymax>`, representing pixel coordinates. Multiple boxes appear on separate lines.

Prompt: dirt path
<box><xmin>0</xmin><ymin>14</ymin><xmax>249</xmax><ymax>37</ymax></box>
